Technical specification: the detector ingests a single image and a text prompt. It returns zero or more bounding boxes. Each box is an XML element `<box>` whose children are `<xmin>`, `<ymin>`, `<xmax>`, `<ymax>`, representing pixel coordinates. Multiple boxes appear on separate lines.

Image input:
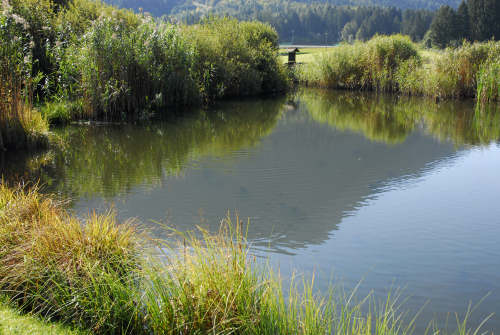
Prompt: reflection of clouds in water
<box><xmin>2</xmin><ymin>90</ymin><xmax>500</xmax><ymax>333</ymax></box>
<box><xmin>1</xmin><ymin>89</ymin><xmax>497</xmax><ymax>255</ymax></box>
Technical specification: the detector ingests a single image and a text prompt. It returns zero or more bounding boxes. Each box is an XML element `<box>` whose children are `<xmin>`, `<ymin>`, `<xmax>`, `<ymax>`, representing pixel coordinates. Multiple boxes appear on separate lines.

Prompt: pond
<box><xmin>3</xmin><ymin>88</ymin><xmax>500</xmax><ymax>333</ymax></box>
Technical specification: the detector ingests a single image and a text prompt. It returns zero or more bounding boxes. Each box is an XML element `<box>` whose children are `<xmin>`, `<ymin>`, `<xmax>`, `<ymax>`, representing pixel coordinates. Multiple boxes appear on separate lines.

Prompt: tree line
<box><xmin>429</xmin><ymin>0</ymin><xmax>500</xmax><ymax>48</ymax></box>
<box><xmin>105</xmin><ymin>0</ymin><xmax>499</xmax><ymax>47</ymax></box>
<box><xmin>106</xmin><ymin>0</ymin><xmax>460</xmax><ymax>16</ymax></box>
<box><xmin>175</xmin><ymin>2</ymin><xmax>435</xmax><ymax>44</ymax></box>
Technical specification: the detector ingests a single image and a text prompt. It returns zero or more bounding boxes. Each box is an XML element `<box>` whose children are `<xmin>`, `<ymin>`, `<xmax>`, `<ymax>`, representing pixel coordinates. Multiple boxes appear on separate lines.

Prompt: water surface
<box><xmin>3</xmin><ymin>89</ymin><xmax>500</xmax><ymax>332</ymax></box>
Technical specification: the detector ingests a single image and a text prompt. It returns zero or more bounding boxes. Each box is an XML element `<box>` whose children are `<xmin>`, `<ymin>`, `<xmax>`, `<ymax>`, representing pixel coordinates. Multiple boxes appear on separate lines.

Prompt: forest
<box><xmin>107</xmin><ymin>0</ymin><xmax>462</xmax><ymax>16</ymax></box>
<box><xmin>104</xmin><ymin>0</ymin><xmax>499</xmax><ymax>45</ymax></box>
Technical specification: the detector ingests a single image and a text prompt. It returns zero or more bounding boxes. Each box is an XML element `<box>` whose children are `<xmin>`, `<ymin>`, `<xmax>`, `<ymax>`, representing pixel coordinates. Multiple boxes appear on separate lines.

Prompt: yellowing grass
<box><xmin>0</xmin><ymin>184</ymin><xmax>494</xmax><ymax>334</ymax></box>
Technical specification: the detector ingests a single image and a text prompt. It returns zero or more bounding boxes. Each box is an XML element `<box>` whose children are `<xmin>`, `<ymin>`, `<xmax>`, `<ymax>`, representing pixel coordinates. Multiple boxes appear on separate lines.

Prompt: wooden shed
<box><xmin>287</xmin><ymin>47</ymin><xmax>300</xmax><ymax>64</ymax></box>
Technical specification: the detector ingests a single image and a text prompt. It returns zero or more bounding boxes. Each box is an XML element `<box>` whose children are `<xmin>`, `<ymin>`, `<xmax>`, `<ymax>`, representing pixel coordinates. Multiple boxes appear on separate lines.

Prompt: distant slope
<box><xmin>104</xmin><ymin>0</ymin><xmax>461</xmax><ymax>17</ymax></box>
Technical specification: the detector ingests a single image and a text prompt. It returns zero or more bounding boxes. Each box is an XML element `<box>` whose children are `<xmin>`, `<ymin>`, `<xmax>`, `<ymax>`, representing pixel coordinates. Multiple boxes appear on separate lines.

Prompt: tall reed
<box><xmin>301</xmin><ymin>36</ymin><xmax>500</xmax><ymax>103</ymax></box>
<box><xmin>0</xmin><ymin>184</ymin><xmax>493</xmax><ymax>334</ymax></box>
<box><xmin>477</xmin><ymin>57</ymin><xmax>500</xmax><ymax>104</ymax></box>
<box><xmin>299</xmin><ymin>35</ymin><xmax>420</xmax><ymax>92</ymax></box>
<box><xmin>0</xmin><ymin>10</ymin><xmax>49</xmax><ymax>150</ymax></box>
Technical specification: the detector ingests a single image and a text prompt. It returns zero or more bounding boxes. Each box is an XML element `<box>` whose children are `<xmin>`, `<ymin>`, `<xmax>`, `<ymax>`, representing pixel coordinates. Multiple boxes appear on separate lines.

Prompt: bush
<box><xmin>184</xmin><ymin>18</ymin><xmax>287</xmax><ymax>102</ymax></box>
<box><xmin>300</xmin><ymin>35</ymin><xmax>420</xmax><ymax>91</ymax></box>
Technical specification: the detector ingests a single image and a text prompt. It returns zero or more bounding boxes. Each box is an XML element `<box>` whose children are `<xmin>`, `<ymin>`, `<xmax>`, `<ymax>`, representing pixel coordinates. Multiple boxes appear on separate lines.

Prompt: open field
<box><xmin>279</xmin><ymin>46</ymin><xmax>335</xmax><ymax>64</ymax></box>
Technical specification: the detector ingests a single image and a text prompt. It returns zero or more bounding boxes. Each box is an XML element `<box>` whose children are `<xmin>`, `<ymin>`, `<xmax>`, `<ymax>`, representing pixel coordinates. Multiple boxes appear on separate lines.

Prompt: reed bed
<box><xmin>300</xmin><ymin>36</ymin><xmax>500</xmax><ymax>105</ymax></box>
<box><xmin>0</xmin><ymin>11</ymin><xmax>49</xmax><ymax>150</ymax></box>
<box><xmin>0</xmin><ymin>184</ymin><xmax>493</xmax><ymax>334</ymax></box>
<box><xmin>298</xmin><ymin>35</ymin><xmax>420</xmax><ymax>92</ymax></box>
<box><xmin>1</xmin><ymin>0</ymin><xmax>287</xmax><ymax>149</ymax></box>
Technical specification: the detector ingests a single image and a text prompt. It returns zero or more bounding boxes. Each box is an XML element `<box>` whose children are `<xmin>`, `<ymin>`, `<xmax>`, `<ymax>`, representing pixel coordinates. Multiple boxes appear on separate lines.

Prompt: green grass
<box><xmin>0</xmin><ymin>297</ymin><xmax>82</xmax><ymax>335</ymax></box>
<box><xmin>280</xmin><ymin>47</ymin><xmax>335</xmax><ymax>64</ymax></box>
<box><xmin>0</xmin><ymin>12</ymin><xmax>50</xmax><ymax>151</ymax></box>
<box><xmin>298</xmin><ymin>36</ymin><xmax>500</xmax><ymax>103</ymax></box>
<box><xmin>298</xmin><ymin>35</ymin><xmax>420</xmax><ymax>92</ymax></box>
<box><xmin>0</xmin><ymin>184</ymin><xmax>494</xmax><ymax>334</ymax></box>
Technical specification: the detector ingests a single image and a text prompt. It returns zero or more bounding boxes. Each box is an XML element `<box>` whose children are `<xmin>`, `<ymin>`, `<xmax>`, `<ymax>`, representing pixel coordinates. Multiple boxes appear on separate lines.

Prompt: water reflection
<box><xmin>2</xmin><ymin>97</ymin><xmax>285</xmax><ymax>198</ymax></box>
<box><xmin>2</xmin><ymin>90</ymin><xmax>500</xmax><ymax>251</ymax></box>
<box><xmin>299</xmin><ymin>88</ymin><xmax>500</xmax><ymax>145</ymax></box>
<box><xmin>3</xmin><ymin>89</ymin><xmax>500</xmax><ymax>332</ymax></box>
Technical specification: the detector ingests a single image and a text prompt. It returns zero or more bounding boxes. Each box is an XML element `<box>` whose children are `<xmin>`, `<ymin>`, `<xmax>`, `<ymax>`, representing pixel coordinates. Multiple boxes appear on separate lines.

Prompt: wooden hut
<box><xmin>287</xmin><ymin>47</ymin><xmax>300</xmax><ymax>64</ymax></box>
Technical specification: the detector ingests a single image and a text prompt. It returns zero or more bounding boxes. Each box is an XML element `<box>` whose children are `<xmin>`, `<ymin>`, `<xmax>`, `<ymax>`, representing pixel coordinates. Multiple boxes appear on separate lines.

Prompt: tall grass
<box><xmin>300</xmin><ymin>36</ymin><xmax>500</xmax><ymax>103</ymax></box>
<box><xmin>400</xmin><ymin>42</ymin><xmax>500</xmax><ymax>99</ymax></box>
<box><xmin>299</xmin><ymin>35</ymin><xmax>420</xmax><ymax>92</ymax></box>
<box><xmin>477</xmin><ymin>57</ymin><xmax>500</xmax><ymax>104</ymax></box>
<box><xmin>61</xmin><ymin>16</ymin><xmax>287</xmax><ymax>120</ymax></box>
<box><xmin>62</xmin><ymin>16</ymin><xmax>199</xmax><ymax>121</ymax></box>
<box><xmin>2</xmin><ymin>0</ymin><xmax>287</xmax><ymax>124</ymax></box>
<box><xmin>0</xmin><ymin>184</ymin><xmax>141</xmax><ymax>333</ymax></box>
<box><xmin>0</xmin><ymin>184</ymin><xmax>493</xmax><ymax>334</ymax></box>
<box><xmin>0</xmin><ymin>10</ymin><xmax>49</xmax><ymax>150</ymax></box>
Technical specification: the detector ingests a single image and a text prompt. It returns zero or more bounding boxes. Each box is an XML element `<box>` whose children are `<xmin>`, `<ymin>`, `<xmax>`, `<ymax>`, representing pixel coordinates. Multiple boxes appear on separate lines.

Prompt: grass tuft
<box><xmin>0</xmin><ymin>184</ymin><xmax>494</xmax><ymax>334</ymax></box>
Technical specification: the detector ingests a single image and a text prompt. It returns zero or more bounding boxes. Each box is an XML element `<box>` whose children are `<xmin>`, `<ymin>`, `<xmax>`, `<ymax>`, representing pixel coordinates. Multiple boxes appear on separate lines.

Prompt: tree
<box><xmin>468</xmin><ymin>0</ymin><xmax>500</xmax><ymax>41</ymax></box>
<box><xmin>341</xmin><ymin>20</ymin><xmax>358</xmax><ymax>42</ymax></box>
<box><xmin>429</xmin><ymin>5</ymin><xmax>459</xmax><ymax>48</ymax></box>
<box><xmin>456</xmin><ymin>1</ymin><xmax>470</xmax><ymax>40</ymax></box>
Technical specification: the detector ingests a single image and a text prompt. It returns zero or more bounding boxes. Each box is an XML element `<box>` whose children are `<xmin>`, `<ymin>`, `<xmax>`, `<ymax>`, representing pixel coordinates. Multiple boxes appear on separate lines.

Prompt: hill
<box><xmin>105</xmin><ymin>0</ymin><xmax>461</xmax><ymax>17</ymax></box>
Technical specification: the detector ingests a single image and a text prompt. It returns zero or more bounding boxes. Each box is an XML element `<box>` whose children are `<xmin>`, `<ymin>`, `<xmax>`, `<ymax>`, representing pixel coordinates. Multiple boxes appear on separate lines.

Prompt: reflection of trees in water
<box><xmin>299</xmin><ymin>88</ymin><xmax>500</xmax><ymax>146</ymax></box>
<box><xmin>0</xmin><ymin>97</ymin><xmax>285</xmax><ymax>198</ymax></box>
<box><xmin>3</xmin><ymin>90</ymin><xmax>500</xmax><ymax>202</ymax></box>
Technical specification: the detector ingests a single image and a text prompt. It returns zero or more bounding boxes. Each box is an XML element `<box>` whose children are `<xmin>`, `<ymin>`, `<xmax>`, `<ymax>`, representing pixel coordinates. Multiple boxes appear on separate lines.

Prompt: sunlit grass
<box><xmin>279</xmin><ymin>47</ymin><xmax>335</xmax><ymax>64</ymax></box>
<box><xmin>0</xmin><ymin>296</ymin><xmax>83</xmax><ymax>335</ymax></box>
<box><xmin>298</xmin><ymin>36</ymin><xmax>500</xmax><ymax>103</ymax></box>
<box><xmin>0</xmin><ymin>184</ymin><xmax>494</xmax><ymax>334</ymax></box>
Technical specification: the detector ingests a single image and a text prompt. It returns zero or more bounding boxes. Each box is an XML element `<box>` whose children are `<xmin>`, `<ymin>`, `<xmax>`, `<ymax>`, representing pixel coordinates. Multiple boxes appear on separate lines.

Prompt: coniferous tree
<box><xmin>429</xmin><ymin>5</ymin><xmax>459</xmax><ymax>47</ymax></box>
<box><xmin>456</xmin><ymin>0</ymin><xmax>470</xmax><ymax>40</ymax></box>
<box><xmin>468</xmin><ymin>0</ymin><xmax>500</xmax><ymax>41</ymax></box>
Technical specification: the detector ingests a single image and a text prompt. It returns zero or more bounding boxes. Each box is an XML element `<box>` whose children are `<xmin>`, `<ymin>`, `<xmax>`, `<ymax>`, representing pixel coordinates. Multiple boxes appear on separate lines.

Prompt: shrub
<box><xmin>184</xmin><ymin>18</ymin><xmax>287</xmax><ymax>102</ymax></box>
<box><xmin>300</xmin><ymin>35</ymin><xmax>420</xmax><ymax>91</ymax></box>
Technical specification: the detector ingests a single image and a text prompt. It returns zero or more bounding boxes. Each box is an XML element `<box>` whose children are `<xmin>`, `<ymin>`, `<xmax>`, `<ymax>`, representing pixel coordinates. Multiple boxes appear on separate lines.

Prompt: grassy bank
<box><xmin>0</xmin><ymin>0</ymin><xmax>287</xmax><ymax>124</ymax></box>
<box><xmin>0</xmin><ymin>296</ymin><xmax>81</xmax><ymax>335</ymax></box>
<box><xmin>0</xmin><ymin>0</ymin><xmax>287</xmax><ymax>150</ymax></box>
<box><xmin>279</xmin><ymin>47</ymin><xmax>334</xmax><ymax>64</ymax></box>
<box><xmin>298</xmin><ymin>35</ymin><xmax>500</xmax><ymax>104</ymax></box>
<box><xmin>0</xmin><ymin>184</ymin><xmax>493</xmax><ymax>334</ymax></box>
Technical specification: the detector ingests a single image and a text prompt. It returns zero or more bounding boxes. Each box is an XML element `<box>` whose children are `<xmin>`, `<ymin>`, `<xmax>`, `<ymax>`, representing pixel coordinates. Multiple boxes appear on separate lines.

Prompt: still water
<box><xmin>3</xmin><ymin>89</ymin><xmax>500</xmax><ymax>332</ymax></box>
